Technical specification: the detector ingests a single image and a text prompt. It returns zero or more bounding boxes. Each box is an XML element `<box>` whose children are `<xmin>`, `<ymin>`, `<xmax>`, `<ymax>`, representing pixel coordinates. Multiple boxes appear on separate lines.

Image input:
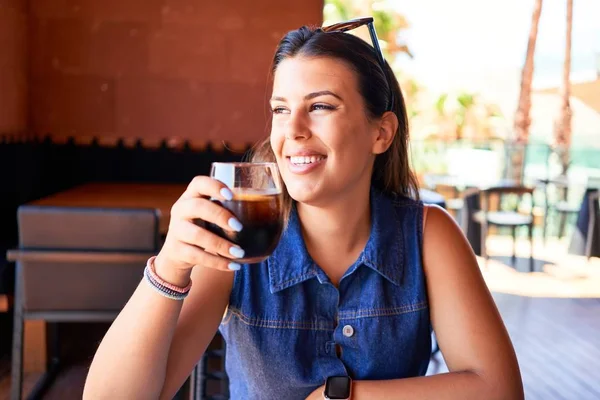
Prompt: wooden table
<box><xmin>29</xmin><ymin>182</ymin><xmax>187</xmax><ymax>235</ymax></box>
<box><xmin>18</xmin><ymin>182</ymin><xmax>186</xmax><ymax>374</ymax></box>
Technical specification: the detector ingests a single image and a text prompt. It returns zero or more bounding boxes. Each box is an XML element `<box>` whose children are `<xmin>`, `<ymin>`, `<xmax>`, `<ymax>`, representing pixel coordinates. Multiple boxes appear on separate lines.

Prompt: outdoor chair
<box><xmin>473</xmin><ymin>186</ymin><xmax>535</xmax><ymax>272</ymax></box>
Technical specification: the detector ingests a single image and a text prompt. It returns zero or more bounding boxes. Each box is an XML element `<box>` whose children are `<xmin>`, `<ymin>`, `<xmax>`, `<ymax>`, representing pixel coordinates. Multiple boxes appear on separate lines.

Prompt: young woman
<box><xmin>84</xmin><ymin>18</ymin><xmax>523</xmax><ymax>400</ymax></box>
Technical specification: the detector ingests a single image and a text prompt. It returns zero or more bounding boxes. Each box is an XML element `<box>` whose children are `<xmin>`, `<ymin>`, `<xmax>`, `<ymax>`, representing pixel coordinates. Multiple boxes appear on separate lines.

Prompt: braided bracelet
<box><xmin>146</xmin><ymin>256</ymin><xmax>192</xmax><ymax>293</ymax></box>
<box><xmin>143</xmin><ymin>256</ymin><xmax>191</xmax><ymax>301</ymax></box>
<box><xmin>144</xmin><ymin>268</ymin><xmax>187</xmax><ymax>300</ymax></box>
<box><xmin>144</xmin><ymin>268</ymin><xmax>188</xmax><ymax>301</ymax></box>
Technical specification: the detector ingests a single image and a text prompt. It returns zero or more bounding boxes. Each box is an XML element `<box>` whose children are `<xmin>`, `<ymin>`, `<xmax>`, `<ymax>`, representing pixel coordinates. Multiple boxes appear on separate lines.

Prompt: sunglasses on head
<box><xmin>321</xmin><ymin>17</ymin><xmax>395</xmax><ymax>112</ymax></box>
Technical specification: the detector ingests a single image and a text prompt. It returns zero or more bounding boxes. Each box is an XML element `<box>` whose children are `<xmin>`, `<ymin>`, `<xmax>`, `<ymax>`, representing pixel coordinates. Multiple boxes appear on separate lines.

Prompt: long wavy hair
<box><xmin>251</xmin><ymin>25</ymin><xmax>419</xmax><ymax>223</ymax></box>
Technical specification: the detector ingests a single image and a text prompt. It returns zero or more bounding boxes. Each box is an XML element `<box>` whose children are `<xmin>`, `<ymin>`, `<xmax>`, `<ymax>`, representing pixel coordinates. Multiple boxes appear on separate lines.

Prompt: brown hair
<box><xmin>251</xmin><ymin>25</ymin><xmax>419</xmax><ymax>222</ymax></box>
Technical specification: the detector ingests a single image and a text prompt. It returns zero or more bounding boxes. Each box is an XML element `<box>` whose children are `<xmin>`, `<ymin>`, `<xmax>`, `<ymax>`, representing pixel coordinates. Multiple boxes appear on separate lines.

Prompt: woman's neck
<box><xmin>297</xmin><ymin>186</ymin><xmax>372</xmax><ymax>264</ymax></box>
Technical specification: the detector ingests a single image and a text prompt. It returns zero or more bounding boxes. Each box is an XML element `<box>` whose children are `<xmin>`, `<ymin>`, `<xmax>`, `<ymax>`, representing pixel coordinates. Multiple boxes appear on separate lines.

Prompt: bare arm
<box><xmin>308</xmin><ymin>205</ymin><xmax>523</xmax><ymax>400</ymax></box>
<box><xmin>84</xmin><ymin>177</ymin><xmax>242</xmax><ymax>399</ymax></box>
<box><xmin>159</xmin><ymin>266</ymin><xmax>234</xmax><ymax>399</ymax></box>
<box><xmin>83</xmin><ymin>267</ymin><xmax>233</xmax><ymax>399</ymax></box>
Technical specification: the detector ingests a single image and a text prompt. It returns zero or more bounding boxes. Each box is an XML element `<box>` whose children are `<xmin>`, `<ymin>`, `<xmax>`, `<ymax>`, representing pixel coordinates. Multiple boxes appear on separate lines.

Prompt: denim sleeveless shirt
<box><xmin>219</xmin><ymin>189</ymin><xmax>431</xmax><ymax>399</ymax></box>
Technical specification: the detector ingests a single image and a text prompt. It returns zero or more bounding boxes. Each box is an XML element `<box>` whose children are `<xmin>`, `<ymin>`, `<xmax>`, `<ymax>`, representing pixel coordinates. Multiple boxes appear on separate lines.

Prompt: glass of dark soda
<box><xmin>205</xmin><ymin>162</ymin><xmax>284</xmax><ymax>264</ymax></box>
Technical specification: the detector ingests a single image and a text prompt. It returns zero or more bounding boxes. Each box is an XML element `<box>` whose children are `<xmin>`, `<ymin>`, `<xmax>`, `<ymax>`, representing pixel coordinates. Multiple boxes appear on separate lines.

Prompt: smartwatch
<box><xmin>323</xmin><ymin>375</ymin><xmax>352</xmax><ymax>399</ymax></box>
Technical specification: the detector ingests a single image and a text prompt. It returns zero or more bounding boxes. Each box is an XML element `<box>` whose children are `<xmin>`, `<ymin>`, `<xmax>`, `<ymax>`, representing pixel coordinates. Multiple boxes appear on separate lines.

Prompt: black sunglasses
<box><xmin>321</xmin><ymin>17</ymin><xmax>395</xmax><ymax>112</ymax></box>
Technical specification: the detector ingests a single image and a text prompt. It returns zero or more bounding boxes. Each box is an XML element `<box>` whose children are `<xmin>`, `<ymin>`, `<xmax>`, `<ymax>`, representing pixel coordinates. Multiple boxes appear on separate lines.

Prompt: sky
<box><xmin>392</xmin><ymin>0</ymin><xmax>600</xmax><ymax>91</ymax></box>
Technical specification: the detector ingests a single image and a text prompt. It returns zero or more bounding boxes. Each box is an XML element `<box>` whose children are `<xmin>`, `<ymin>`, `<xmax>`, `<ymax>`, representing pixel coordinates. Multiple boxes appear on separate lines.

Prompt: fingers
<box><xmin>158</xmin><ymin>175</ymin><xmax>245</xmax><ymax>273</ymax></box>
<box><xmin>172</xmin><ymin>197</ymin><xmax>243</xmax><ymax>233</ymax></box>
<box><xmin>169</xmin><ymin>238</ymin><xmax>242</xmax><ymax>272</ymax></box>
<box><xmin>171</xmin><ymin>220</ymin><xmax>244</xmax><ymax>261</ymax></box>
<box><xmin>180</xmin><ymin>176</ymin><xmax>234</xmax><ymax>202</ymax></box>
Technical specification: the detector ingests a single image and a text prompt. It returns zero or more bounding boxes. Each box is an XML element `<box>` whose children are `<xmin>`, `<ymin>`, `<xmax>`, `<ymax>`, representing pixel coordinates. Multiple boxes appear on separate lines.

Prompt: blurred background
<box><xmin>0</xmin><ymin>0</ymin><xmax>598</xmax><ymax>399</ymax></box>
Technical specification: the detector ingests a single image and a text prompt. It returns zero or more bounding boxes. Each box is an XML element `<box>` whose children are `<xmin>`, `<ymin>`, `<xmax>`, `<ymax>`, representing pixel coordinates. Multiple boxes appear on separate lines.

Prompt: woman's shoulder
<box><xmin>421</xmin><ymin>203</ymin><xmax>462</xmax><ymax>246</ymax></box>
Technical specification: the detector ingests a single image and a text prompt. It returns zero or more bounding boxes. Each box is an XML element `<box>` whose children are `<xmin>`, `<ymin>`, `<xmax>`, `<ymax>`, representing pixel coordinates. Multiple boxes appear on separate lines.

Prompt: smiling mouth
<box><xmin>288</xmin><ymin>155</ymin><xmax>327</xmax><ymax>165</ymax></box>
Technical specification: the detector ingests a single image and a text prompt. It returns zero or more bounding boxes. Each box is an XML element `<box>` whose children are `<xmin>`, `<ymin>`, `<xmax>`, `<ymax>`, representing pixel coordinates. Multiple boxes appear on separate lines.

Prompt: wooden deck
<box><xmin>1</xmin><ymin>236</ymin><xmax>599</xmax><ymax>399</ymax></box>
<box><xmin>427</xmin><ymin>294</ymin><xmax>600</xmax><ymax>400</ymax></box>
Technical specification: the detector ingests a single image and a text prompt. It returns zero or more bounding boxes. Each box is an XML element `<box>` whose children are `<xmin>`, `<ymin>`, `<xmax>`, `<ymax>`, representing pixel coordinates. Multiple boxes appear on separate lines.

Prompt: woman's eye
<box><xmin>271</xmin><ymin>107</ymin><xmax>289</xmax><ymax>114</ymax></box>
<box><xmin>311</xmin><ymin>103</ymin><xmax>336</xmax><ymax>111</ymax></box>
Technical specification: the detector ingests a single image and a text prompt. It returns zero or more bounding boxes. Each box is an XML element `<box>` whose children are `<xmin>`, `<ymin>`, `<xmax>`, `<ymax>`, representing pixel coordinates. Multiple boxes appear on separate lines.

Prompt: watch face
<box><xmin>325</xmin><ymin>376</ymin><xmax>351</xmax><ymax>399</ymax></box>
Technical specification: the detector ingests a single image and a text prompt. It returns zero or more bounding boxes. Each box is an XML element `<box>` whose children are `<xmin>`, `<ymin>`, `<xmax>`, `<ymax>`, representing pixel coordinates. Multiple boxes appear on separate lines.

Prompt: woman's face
<box><xmin>269</xmin><ymin>56</ymin><xmax>385</xmax><ymax>206</ymax></box>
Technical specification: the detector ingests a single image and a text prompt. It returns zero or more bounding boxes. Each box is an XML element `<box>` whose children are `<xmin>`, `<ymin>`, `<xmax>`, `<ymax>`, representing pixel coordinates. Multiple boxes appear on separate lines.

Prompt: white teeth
<box><xmin>290</xmin><ymin>155</ymin><xmax>325</xmax><ymax>165</ymax></box>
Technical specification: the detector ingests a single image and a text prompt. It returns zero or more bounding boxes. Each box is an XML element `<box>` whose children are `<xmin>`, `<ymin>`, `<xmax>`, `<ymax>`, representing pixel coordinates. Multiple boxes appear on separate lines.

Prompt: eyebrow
<box><xmin>270</xmin><ymin>90</ymin><xmax>343</xmax><ymax>103</ymax></box>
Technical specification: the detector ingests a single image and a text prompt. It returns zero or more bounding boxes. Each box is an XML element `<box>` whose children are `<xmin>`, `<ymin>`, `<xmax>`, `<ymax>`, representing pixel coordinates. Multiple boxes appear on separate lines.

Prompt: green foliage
<box><xmin>324</xmin><ymin>0</ymin><xmax>350</xmax><ymax>21</ymax></box>
<box><xmin>373</xmin><ymin>9</ymin><xmax>394</xmax><ymax>37</ymax></box>
<box><xmin>455</xmin><ymin>92</ymin><xmax>475</xmax><ymax>130</ymax></box>
<box><xmin>457</xmin><ymin>93</ymin><xmax>475</xmax><ymax>109</ymax></box>
<box><xmin>435</xmin><ymin>94</ymin><xmax>448</xmax><ymax>116</ymax></box>
<box><xmin>324</xmin><ymin>0</ymin><xmax>411</xmax><ymax>59</ymax></box>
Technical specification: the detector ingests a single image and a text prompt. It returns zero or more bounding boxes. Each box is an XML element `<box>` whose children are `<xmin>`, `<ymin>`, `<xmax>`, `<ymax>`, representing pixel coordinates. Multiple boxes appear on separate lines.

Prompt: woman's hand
<box><xmin>306</xmin><ymin>385</ymin><xmax>325</xmax><ymax>400</ymax></box>
<box><xmin>154</xmin><ymin>176</ymin><xmax>245</xmax><ymax>286</ymax></box>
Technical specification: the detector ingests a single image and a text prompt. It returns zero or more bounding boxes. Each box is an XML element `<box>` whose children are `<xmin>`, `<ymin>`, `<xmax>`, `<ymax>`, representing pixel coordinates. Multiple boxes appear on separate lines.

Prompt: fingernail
<box><xmin>229</xmin><ymin>246</ymin><xmax>245</xmax><ymax>259</ymax></box>
<box><xmin>228</xmin><ymin>262</ymin><xmax>241</xmax><ymax>271</ymax></box>
<box><xmin>228</xmin><ymin>217</ymin><xmax>243</xmax><ymax>232</ymax></box>
<box><xmin>220</xmin><ymin>188</ymin><xmax>233</xmax><ymax>201</ymax></box>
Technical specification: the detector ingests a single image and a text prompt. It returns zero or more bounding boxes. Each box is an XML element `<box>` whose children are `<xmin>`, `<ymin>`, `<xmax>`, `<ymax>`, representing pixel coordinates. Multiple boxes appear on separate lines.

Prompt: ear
<box><xmin>372</xmin><ymin>111</ymin><xmax>398</xmax><ymax>155</ymax></box>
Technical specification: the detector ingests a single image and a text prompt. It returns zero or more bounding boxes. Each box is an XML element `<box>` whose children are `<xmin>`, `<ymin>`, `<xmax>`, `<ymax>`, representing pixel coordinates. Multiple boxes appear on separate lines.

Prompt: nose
<box><xmin>284</xmin><ymin>110</ymin><xmax>311</xmax><ymax>140</ymax></box>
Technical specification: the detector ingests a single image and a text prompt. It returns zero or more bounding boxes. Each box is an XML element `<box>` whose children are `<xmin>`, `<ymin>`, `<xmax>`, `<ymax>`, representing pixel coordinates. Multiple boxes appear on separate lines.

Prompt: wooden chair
<box><xmin>9</xmin><ymin>205</ymin><xmax>159</xmax><ymax>400</ymax></box>
<box><xmin>474</xmin><ymin>186</ymin><xmax>535</xmax><ymax>272</ymax></box>
<box><xmin>421</xmin><ymin>174</ymin><xmax>462</xmax><ymax>216</ymax></box>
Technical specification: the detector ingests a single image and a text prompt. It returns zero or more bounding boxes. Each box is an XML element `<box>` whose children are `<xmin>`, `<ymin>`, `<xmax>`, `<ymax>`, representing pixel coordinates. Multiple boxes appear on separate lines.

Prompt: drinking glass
<box><xmin>203</xmin><ymin>162</ymin><xmax>284</xmax><ymax>264</ymax></box>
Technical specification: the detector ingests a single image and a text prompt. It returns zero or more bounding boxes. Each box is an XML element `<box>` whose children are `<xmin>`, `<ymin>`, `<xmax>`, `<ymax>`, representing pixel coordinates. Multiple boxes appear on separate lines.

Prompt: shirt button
<box><xmin>342</xmin><ymin>325</ymin><xmax>354</xmax><ymax>337</ymax></box>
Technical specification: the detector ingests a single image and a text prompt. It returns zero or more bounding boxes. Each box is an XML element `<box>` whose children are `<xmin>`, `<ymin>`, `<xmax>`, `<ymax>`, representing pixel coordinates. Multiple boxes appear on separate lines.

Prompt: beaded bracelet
<box><xmin>146</xmin><ymin>256</ymin><xmax>192</xmax><ymax>293</ymax></box>
<box><xmin>143</xmin><ymin>268</ymin><xmax>188</xmax><ymax>301</ymax></box>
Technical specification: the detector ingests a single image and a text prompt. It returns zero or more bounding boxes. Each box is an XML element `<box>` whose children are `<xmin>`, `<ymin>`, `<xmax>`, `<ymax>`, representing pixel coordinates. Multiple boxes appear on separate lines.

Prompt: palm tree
<box><xmin>553</xmin><ymin>0</ymin><xmax>573</xmax><ymax>176</ymax></box>
<box><xmin>510</xmin><ymin>0</ymin><xmax>544</xmax><ymax>182</ymax></box>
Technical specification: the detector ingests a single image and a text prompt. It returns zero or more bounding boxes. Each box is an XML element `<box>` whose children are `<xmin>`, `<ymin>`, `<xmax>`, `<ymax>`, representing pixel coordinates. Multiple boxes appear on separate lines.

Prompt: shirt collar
<box><xmin>268</xmin><ymin>189</ymin><xmax>405</xmax><ymax>293</ymax></box>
